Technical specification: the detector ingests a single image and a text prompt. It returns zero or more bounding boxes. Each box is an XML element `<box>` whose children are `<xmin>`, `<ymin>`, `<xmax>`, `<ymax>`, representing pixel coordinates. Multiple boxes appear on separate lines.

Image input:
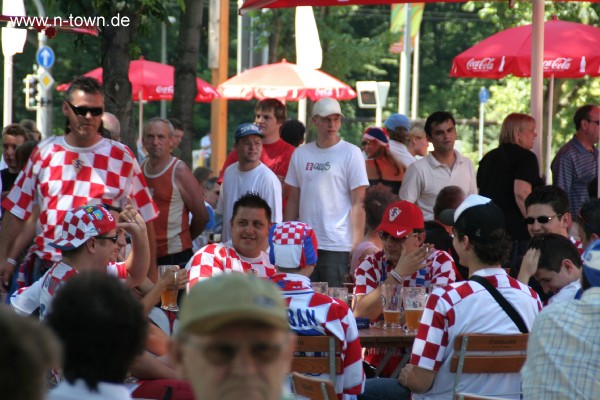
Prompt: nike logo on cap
<box><xmin>396</xmin><ymin>229</ymin><xmax>406</xmax><ymax>237</ymax></box>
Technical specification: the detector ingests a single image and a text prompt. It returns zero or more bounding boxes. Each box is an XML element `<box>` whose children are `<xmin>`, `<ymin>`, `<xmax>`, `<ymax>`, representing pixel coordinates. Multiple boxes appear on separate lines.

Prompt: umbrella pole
<box><xmin>545</xmin><ymin>76</ymin><xmax>554</xmax><ymax>184</ymax></box>
<box><xmin>298</xmin><ymin>98</ymin><xmax>307</xmax><ymax>126</ymax></box>
<box><xmin>138</xmin><ymin>90</ymin><xmax>143</xmax><ymax>142</ymax></box>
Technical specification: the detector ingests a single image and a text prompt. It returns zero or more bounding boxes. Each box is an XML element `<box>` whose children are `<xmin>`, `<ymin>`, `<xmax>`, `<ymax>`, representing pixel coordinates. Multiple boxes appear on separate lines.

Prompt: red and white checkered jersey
<box><xmin>2</xmin><ymin>136</ymin><xmax>158</xmax><ymax>261</ymax></box>
<box><xmin>10</xmin><ymin>260</ymin><xmax>127</xmax><ymax>320</ymax></box>
<box><xmin>270</xmin><ymin>273</ymin><xmax>365</xmax><ymax>399</ymax></box>
<box><xmin>569</xmin><ymin>235</ymin><xmax>584</xmax><ymax>256</ymax></box>
<box><xmin>186</xmin><ymin>241</ymin><xmax>275</xmax><ymax>289</ymax></box>
<box><xmin>410</xmin><ymin>268</ymin><xmax>542</xmax><ymax>400</ymax></box>
<box><xmin>354</xmin><ymin>249</ymin><xmax>457</xmax><ymax>296</ymax></box>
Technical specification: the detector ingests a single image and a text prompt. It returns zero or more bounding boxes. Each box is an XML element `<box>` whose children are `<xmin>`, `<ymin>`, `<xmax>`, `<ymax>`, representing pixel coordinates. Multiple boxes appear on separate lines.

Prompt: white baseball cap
<box><xmin>312</xmin><ymin>98</ymin><xmax>344</xmax><ymax>117</ymax></box>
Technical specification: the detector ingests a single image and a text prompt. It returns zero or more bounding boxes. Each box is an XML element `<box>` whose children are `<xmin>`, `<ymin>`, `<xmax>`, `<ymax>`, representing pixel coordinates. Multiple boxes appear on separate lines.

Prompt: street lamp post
<box><xmin>2</xmin><ymin>0</ymin><xmax>27</xmax><ymax>127</ymax></box>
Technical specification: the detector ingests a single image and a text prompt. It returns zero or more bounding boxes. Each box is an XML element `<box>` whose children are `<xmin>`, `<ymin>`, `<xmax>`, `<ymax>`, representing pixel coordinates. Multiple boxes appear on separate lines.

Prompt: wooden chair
<box><xmin>450</xmin><ymin>333</ymin><xmax>529</xmax><ymax>399</ymax></box>
<box><xmin>291</xmin><ymin>372</ymin><xmax>338</xmax><ymax>400</ymax></box>
<box><xmin>292</xmin><ymin>335</ymin><xmax>342</xmax><ymax>384</ymax></box>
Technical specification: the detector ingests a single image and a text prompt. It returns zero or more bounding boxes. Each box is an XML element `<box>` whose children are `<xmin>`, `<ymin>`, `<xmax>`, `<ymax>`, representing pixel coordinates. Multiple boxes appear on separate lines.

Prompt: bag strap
<box><xmin>470</xmin><ymin>275</ymin><xmax>528</xmax><ymax>333</ymax></box>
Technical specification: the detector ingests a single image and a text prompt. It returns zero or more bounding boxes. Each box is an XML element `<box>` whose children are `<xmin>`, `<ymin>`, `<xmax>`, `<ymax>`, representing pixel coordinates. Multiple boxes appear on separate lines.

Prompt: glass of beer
<box><xmin>312</xmin><ymin>282</ymin><xmax>329</xmax><ymax>295</ymax></box>
<box><xmin>381</xmin><ymin>283</ymin><xmax>402</xmax><ymax>328</ymax></box>
<box><xmin>158</xmin><ymin>265</ymin><xmax>179</xmax><ymax>312</ymax></box>
<box><xmin>403</xmin><ymin>287</ymin><xmax>427</xmax><ymax>334</ymax></box>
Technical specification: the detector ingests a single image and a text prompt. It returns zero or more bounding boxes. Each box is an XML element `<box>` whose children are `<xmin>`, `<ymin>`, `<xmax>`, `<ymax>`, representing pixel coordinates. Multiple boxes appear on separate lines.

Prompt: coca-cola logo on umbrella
<box><xmin>466</xmin><ymin>58</ymin><xmax>496</xmax><ymax>71</ymax></box>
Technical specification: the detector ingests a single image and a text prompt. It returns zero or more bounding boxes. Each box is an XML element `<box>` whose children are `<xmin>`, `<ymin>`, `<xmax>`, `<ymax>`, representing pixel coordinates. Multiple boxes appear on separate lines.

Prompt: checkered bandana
<box><xmin>50</xmin><ymin>204</ymin><xmax>116</xmax><ymax>250</ymax></box>
<box><xmin>268</xmin><ymin>221</ymin><xmax>318</xmax><ymax>269</ymax></box>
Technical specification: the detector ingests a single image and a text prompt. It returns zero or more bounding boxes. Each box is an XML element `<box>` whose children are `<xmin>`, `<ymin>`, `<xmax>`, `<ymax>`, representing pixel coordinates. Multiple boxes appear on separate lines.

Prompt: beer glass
<box><xmin>312</xmin><ymin>281</ymin><xmax>329</xmax><ymax>295</ymax></box>
<box><xmin>158</xmin><ymin>265</ymin><xmax>179</xmax><ymax>312</ymax></box>
<box><xmin>381</xmin><ymin>283</ymin><xmax>402</xmax><ymax>328</ymax></box>
<box><xmin>403</xmin><ymin>287</ymin><xmax>427</xmax><ymax>334</ymax></box>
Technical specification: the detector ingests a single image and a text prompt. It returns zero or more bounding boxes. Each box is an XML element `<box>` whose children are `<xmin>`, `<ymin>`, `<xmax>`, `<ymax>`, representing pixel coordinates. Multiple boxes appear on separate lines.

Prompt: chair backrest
<box><xmin>292</xmin><ymin>335</ymin><xmax>342</xmax><ymax>383</ymax></box>
<box><xmin>291</xmin><ymin>372</ymin><xmax>338</xmax><ymax>400</ymax></box>
<box><xmin>450</xmin><ymin>333</ymin><xmax>529</xmax><ymax>397</ymax></box>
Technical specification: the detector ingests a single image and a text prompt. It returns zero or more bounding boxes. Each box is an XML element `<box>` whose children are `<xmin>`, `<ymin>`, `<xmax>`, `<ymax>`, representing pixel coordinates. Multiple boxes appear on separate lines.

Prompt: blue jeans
<box><xmin>358</xmin><ymin>377</ymin><xmax>411</xmax><ymax>400</ymax></box>
<box><xmin>309</xmin><ymin>249</ymin><xmax>349</xmax><ymax>287</ymax></box>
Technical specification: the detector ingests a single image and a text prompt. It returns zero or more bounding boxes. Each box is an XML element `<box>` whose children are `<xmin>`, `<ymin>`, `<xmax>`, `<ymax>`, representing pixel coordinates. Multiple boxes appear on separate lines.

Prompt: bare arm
<box><xmin>175</xmin><ymin>161</ymin><xmax>208</xmax><ymax>240</ymax></box>
<box><xmin>514</xmin><ymin>179</ymin><xmax>533</xmax><ymax>217</ymax></box>
<box><xmin>9</xmin><ymin>205</ymin><xmax>39</xmax><ymax>261</ymax></box>
<box><xmin>0</xmin><ymin>212</ymin><xmax>25</xmax><ymax>288</ymax></box>
<box><xmin>284</xmin><ymin>185</ymin><xmax>300</xmax><ymax>221</ymax></box>
<box><xmin>398</xmin><ymin>364</ymin><xmax>436</xmax><ymax>393</ymax></box>
<box><xmin>120</xmin><ymin>204</ymin><xmax>150</xmax><ymax>288</ymax></box>
<box><xmin>146</xmin><ymin>221</ymin><xmax>158</xmax><ymax>282</ymax></box>
<box><xmin>350</xmin><ymin>186</ymin><xmax>367</xmax><ymax>249</ymax></box>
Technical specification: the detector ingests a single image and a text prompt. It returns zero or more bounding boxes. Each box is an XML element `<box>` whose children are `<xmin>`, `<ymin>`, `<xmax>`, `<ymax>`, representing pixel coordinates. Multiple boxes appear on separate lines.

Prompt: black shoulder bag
<box><xmin>470</xmin><ymin>275</ymin><xmax>529</xmax><ymax>334</ymax></box>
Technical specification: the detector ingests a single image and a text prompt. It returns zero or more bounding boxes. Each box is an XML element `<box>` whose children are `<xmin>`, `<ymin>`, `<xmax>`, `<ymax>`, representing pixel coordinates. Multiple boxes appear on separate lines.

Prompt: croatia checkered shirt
<box><xmin>270</xmin><ymin>273</ymin><xmax>365</xmax><ymax>399</ymax></box>
<box><xmin>10</xmin><ymin>260</ymin><xmax>127</xmax><ymax>320</ymax></box>
<box><xmin>354</xmin><ymin>249</ymin><xmax>457</xmax><ymax>296</ymax></box>
<box><xmin>186</xmin><ymin>241</ymin><xmax>275</xmax><ymax>289</ymax></box>
<box><xmin>410</xmin><ymin>268</ymin><xmax>542</xmax><ymax>400</ymax></box>
<box><xmin>2</xmin><ymin>137</ymin><xmax>158</xmax><ymax>261</ymax></box>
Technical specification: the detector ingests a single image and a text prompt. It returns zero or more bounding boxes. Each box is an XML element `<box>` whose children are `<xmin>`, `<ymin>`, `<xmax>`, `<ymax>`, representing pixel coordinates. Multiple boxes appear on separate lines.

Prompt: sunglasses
<box><xmin>524</xmin><ymin>214</ymin><xmax>562</xmax><ymax>225</ymax></box>
<box><xmin>96</xmin><ymin>234</ymin><xmax>119</xmax><ymax>244</ymax></box>
<box><xmin>66</xmin><ymin>101</ymin><xmax>103</xmax><ymax>117</ymax></box>
<box><xmin>186</xmin><ymin>339</ymin><xmax>284</xmax><ymax>366</ymax></box>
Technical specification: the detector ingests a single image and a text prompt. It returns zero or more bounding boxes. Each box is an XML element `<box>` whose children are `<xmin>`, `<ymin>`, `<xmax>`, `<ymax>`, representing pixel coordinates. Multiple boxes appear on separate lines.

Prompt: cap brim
<box><xmin>375</xmin><ymin>222</ymin><xmax>410</xmax><ymax>239</ymax></box>
<box><xmin>438</xmin><ymin>209</ymin><xmax>457</xmax><ymax>226</ymax></box>
<box><xmin>49</xmin><ymin>241</ymin><xmax>78</xmax><ymax>251</ymax></box>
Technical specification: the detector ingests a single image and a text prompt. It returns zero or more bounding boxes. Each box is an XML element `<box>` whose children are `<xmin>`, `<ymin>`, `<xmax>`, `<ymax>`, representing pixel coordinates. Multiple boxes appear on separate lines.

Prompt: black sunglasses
<box><xmin>96</xmin><ymin>234</ymin><xmax>119</xmax><ymax>244</ymax></box>
<box><xmin>66</xmin><ymin>101</ymin><xmax>103</xmax><ymax>117</ymax></box>
<box><xmin>524</xmin><ymin>214</ymin><xmax>562</xmax><ymax>225</ymax></box>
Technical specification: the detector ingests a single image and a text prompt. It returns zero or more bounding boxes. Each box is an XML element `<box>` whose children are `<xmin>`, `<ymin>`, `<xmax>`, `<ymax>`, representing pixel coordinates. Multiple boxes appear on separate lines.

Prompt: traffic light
<box><xmin>24</xmin><ymin>74</ymin><xmax>40</xmax><ymax>111</ymax></box>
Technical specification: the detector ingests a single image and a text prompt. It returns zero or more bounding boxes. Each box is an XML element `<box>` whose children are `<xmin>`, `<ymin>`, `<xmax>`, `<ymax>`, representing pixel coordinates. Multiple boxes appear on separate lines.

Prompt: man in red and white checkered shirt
<box><xmin>186</xmin><ymin>193</ymin><xmax>275</xmax><ymax>288</ymax></box>
<box><xmin>268</xmin><ymin>221</ymin><xmax>365</xmax><ymax>399</ymax></box>
<box><xmin>396</xmin><ymin>195</ymin><xmax>542</xmax><ymax>400</ymax></box>
<box><xmin>354</xmin><ymin>201</ymin><xmax>457</xmax><ymax>323</ymax></box>
<box><xmin>0</xmin><ymin>77</ymin><xmax>158</xmax><ymax>295</ymax></box>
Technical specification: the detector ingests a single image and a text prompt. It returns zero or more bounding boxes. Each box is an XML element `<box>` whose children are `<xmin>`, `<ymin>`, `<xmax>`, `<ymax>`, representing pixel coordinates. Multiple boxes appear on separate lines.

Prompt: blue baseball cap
<box><xmin>384</xmin><ymin>113</ymin><xmax>411</xmax><ymax>131</ymax></box>
<box><xmin>234</xmin><ymin>123</ymin><xmax>264</xmax><ymax>141</ymax></box>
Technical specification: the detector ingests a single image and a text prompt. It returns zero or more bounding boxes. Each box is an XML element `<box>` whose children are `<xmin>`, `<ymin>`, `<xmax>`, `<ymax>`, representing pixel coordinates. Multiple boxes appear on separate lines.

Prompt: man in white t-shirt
<box><xmin>399</xmin><ymin>111</ymin><xmax>476</xmax><ymax>221</ymax></box>
<box><xmin>217</xmin><ymin>123</ymin><xmax>282</xmax><ymax>243</ymax></box>
<box><xmin>284</xmin><ymin>98</ymin><xmax>369</xmax><ymax>287</ymax></box>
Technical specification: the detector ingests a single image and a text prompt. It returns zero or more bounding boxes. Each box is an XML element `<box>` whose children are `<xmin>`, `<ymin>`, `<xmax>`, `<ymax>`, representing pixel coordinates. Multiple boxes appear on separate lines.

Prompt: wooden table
<box><xmin>358</xmin><ymin>326</ymin><xmax>416</xmax><ymax>378</ymax></box>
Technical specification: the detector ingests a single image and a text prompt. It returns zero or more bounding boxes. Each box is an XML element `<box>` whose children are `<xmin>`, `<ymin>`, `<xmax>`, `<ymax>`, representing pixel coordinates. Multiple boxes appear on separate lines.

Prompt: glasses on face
<box><xmin>66</xmin><ymin>101</ymin><xmax>103</xmax><ymax>117</ymax></box>
<box><xmin>96</xmin><ymin>234</ymin><xmax>119</xmax><ymax>244</ymax></box>
<box><xmin>524</xmin><ymin>214</ymin><xmax>562</xmax><ymax>225</ymax></box>
<box><xmin>586</xmin><ymin>119</ymin><xmax>600</xmax><ymax>125</ymax></box>
<box><xmin>378</xmin><ymin>231</ymin><xmax>418</xmax><ymax>242</ymax></box>
<box><xmin>185</xmin><ymin>338</ymin><xmax>284</xmax><ymax>366</ymax></box>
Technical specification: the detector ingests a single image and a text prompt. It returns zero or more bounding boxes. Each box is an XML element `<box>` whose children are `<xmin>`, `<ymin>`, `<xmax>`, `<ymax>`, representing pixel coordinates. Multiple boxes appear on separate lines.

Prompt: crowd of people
<box><xmin>0</xmin><ymin>75</ymin><xmax>599</xmax><ymax>400</ymax></box>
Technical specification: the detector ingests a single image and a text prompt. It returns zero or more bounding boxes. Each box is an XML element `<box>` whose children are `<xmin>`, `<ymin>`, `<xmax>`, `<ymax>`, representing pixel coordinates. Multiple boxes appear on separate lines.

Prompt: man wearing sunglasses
<box><xmin>0</xmin><ymin>77</ymin><xmax>158</xmax><ymax>297</ymax></box>
<box><xmin>551</xmin><ymin>104</ymin><xmax>600</xmax><ymax>236</ymax></box>
<box><xmin>170</xmin><ymin>273</ymin><xmax>296</xmax><ymax>400</ymax></box>
<box><xmin>9</xmin><ymin>204</ymin><xmax>147</xmax><ymax>320</ymax></box>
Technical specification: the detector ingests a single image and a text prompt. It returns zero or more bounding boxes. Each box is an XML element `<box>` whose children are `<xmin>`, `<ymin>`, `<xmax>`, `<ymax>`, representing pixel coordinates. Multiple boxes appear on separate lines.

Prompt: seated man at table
<box><xmin>517</xmin><ymin>233</ymin><xmax>583</xmax><ymax>305</ymax></box>
<box><xmin>396</xmin><ymin>195</ymin><xmax>541</xmax><ymax>399</ymax></box>
<box><xmin>268</xmin><ymin>221</ymin><xmax>365</xmax><ymax>399</ymax></box>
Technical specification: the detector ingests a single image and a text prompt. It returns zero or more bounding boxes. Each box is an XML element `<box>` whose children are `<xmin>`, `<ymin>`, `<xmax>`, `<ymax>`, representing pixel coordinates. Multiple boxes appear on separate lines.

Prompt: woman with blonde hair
<box><xmin>405</xmin><ymin>123</ymin><xmax>429</xmax><ymax>158</ymax></box>
<box><xmin>477</xmin><ymin>113</ymin><xmax>543</xmax><ymax>272</ymax></box>
<box><xmin>362</xmin><ymin>127</ymin><xmax>405</xmax><ymax>193</ymax></box>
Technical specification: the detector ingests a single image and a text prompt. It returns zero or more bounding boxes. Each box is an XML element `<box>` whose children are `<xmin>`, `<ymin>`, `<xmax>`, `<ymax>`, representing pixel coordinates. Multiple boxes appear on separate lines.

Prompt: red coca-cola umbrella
<box><xmin>56</xmin><ymin>58</ymin><xmax>220</xmax><ymax>102</ymax></box>
<box><xmin>450</xmin><ymin>18</ymin><xmax>600</xmax><ymax>79</ymax></box>
<box><xmin>450</xmin><ymin>17</ymin><xmax>600</xmax><ymax>182</ymax></box>
<box><xmin>217</xmin><ymin>59</ymin><xmax>356</xmax><ymax>101</ymax></box>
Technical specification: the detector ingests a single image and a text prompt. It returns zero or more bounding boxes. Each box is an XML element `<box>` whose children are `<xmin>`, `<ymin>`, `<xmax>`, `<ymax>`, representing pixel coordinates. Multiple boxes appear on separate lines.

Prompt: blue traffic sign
<box><xmin>479</xmin><ymin>87</ymin><xmax>490</xmax><ymax>104</ymax></box>
<box><xmin>36</xmin><ymin>46</ymin><xmax>55</xmax><ymax>69</ymax></box>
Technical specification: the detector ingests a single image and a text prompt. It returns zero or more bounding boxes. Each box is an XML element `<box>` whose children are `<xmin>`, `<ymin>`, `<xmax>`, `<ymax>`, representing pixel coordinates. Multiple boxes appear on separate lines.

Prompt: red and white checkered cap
<box><xmin>268</xmin><ymin>221</ymin><xmax>318</xmax><ymax>269</ymax></box>
<box><xmin>49</xmin><ymin>204</ymin><xmax>116</xmax><ymax>251</ymax></box>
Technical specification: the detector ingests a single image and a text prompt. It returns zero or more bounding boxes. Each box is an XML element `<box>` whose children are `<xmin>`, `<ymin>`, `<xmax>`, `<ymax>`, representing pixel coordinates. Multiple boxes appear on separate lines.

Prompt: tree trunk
<box><xmin>101</xmin><ymin>8</ymin><xmax>139</xmax><ymax>157</ymax></box>
<box><xmin>171</xmin><ymin>0</ymin><xmax>204</xmax><ymax>168</ymax></box>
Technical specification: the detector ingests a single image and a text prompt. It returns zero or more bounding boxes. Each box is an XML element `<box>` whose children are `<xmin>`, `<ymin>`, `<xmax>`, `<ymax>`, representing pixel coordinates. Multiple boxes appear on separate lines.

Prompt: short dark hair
<box><xmin>529</xmin><ymin>233</ymin><xmax>582</xmax><ymax>273</ymax></box>
<box><xmin>364</xmin><ymin>184</ymin><xmax>397</xmax><ymax>230</ymax></box>
<box><xmin>66</xmin><ymin>76</ymin><xmax>104</xmax><ymax>101</ymax></box>
<box><xmin>574</xmin><ymin>104</ymin><xmax>597</xmax><ymax>131</ymax></box>
<box><xmin>255</xmin><ymin>99</ymin><xmax>287</xmax><ymax>124</ymax></box>
<box><xmin>525</xmin><ymin>185</ymin><xmax>569</xmax><ymax>215</ymax></box>
<box><xmin>231</xmin><ymin>192</ymin><xmax>272</xmax><ymax>223</ymax></box>
<box><xmin>2</xmin><ymin>123</ymin><xmax>34</xmax><ymax>141</ymax></box>
<box><xmin>578</xmin><ymin>198</ymin><xmax>600</xmax><ymax>241</ymax></box>
<box><xmin>454</xmin><ymin>227</ymin><xmax>510</xmax><ymax>266</ymax></box>
<box><xmin>168</xmin><ymin>118</ymin><xmax>183</xmax><ymax>131</ymax></box>
<box><xmin>424</xmin><ymin>111</ymin><xmax>455</xmax><ymax>138</ymax></box>
<box><xmin>280</xmin><ymin>119</ymin><xmax>305</xmax><ymax>147</ymax></box>
<box><xmin>433</xmin><ymin>186</ymin><xmax>465</xmax><ymax>220</ymax></box>
<box><xmin>46</xmin><ymin>272</ymin><xmax>147</xmax><ymax>390</ymax></box>
<box><xmin>193</xmin><ymin>166</ymin><xmax>213</xmax><ymax>186</ymax></box>
<box><xmin>16</xmin><ymin>140</ymin><xmax>37</xmax><ymax>171</ymax></box>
